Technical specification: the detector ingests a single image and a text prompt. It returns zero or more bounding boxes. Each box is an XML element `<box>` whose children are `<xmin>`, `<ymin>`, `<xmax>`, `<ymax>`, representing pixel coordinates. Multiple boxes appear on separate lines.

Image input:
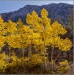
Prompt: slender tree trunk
<box><xmin>22</xmin><ymin>48</ymin><xmax>25</xmax><ymax>73</ymax></box>
<box><xmin>51</xmin><ymin>46</ymin><xmax>54</xmax><ymax>72</ymax></box>
<box><xmin>44</xmin><ymin>47</ymin><xmax>48</xmax><ymax>71</ymax></box>
<box><xmin>22</xmin><ymin>48</ymin><xmax>25</xmax><ymax>57</ymax></box>
<box><xmin>8</xmin><ymin>45</ymin><xmax>11</xmax><ymax>63</ymax></box>
<box><xmin>28</xmin><ymin>40</ymin><xmax>32</xmax><ymax>57</ymax></box>
<box><xmin>9</xmin><ymin>46</ymin><xmax>10</xmax><ymax>58</ymax></box>
<box><xmin>43</xmin><ymin>31</ymin><xmax>48</xmax><ymax>71</ymax></box>
<box><xmin>51</xmin><ymin>46</ymin><xmax>54</xmax><ymax>62</ymax></box>
<box><xmin>54</xmin><ymin>51</ymin><xmax>61</xmax><ymax>62</ymax></box>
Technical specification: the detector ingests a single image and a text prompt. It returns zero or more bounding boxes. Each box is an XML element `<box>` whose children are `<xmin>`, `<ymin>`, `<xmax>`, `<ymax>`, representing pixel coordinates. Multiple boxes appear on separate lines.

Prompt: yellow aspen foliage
<box><xmin>26</xmin><ymin>11</ymin><xmax>43</xmax><ymax>33</ymax></box>
<box><xmin>26</xmin><ymin>8</ymin><xmax>72</xmax><ymax>56</ymax></box>
<box><xmin>0</xmin><ymin>15</ymin><xmax>4</xmax><ymax>23</ymax></box>
<box><xmin>41</xmin><ymin>8</ymin><xmax>48</xmax><ymax>18</ymax></box>
<box><xmin>10</xmin><ymin>35</ymin><xmax>22</xmax><ymax>48</ymax></box>
<box><xmin>0</xmin><ymin>16</ymin><xmax>6</xmax><ymax>35</ymax></box>
<box><xmin>24</xmin><ymin>57</ymin><xmax>29</xmax><ymax>62</ymax></box>
<box><xmin>7</xmin><ymin>20</ymin><xmax>17</xmax><ymax>34</ymax></box>
<box><xmin>0</xmin><ymin>22</ymin><xmax>9</xmax><ymax>36</ymax></box>
<box><xmin>32</xmin><ymin>10</ymin><xmax>39</xmax><ymax>19</ymax></box>
<box><xmin>5</xmin><ymin>24</ymin><xmax>32</xmax><ymax>49</ymax></box>
<box><xmin>29</xmin><ymin>54</ymin><xmax>44</xmax><ymax>66</ymax></box>
<box><xmin>26</xmin><ymin>13</ymin><xmax>33</xmax><ymax>25</ymax></box>
<box><xmin>0</xmin><ymin>52</ymin><xmax>8</xmax><ymax>61</ymax></box>
<box><xmin>31</xmin><ymin>32</ymin><xmax>43</xmax><ymax>51</ymax></box>
<box><xmin>0</xmin><ymin>36</ymin><xmax>5</xmax><ymax>50</ymax></box>
<box><xmin>51</xmin><ymin>21</ymin><xmax>67</xmax><ymax>35</ymax></box>
<box><xmin>0</xmin><ymin>20</ymin><xmax>17</xmax><ymax>36</ymax></box>
<box><xmin>58</xmin><ymin>60</ymin><xmax>70</xmax><ymax>73</ymax></box>
<box><xmin>16</xmin><ymin>18</ymin><xmax>25</xmax><ymax>34</ymax></box>
<box><xmin>31</xmin><ymin>10</ymin><xmax>40</xmax><ymax>24</ymax></box>
<box><xmin>10</xmin><ymin>55</ymin><xmax>18</xmax><ymax>62</ymax></box>
<box><xmin>0</xmin><ymin>52</ymin><xmax>8</xmax><ymax>72</ymax></box>
<box><xmin>59</xmin><ymin>60</ymin><xmax>69</xmax><ymax>66</ymax></box>
<box><xmin>6</xmin><ymin>34</ymin><xmax>21</xmax><ymax>48</ymax></box>
<box><xmin>8</xmin><ymin>55</ymin><xmax>21</xmax><ymax>67</ymax></box>
<box><xmin>0</xmin><ymin>8</ymin><xmax>72</xmax><ymax>73</ymax></box>
<box><xmin>6</xmin><ymin>25</ymin><xmax>33</xmax><ymax>49</ymax></box>
<box><xmin>17</xmin><ymin>18</ymin><xmax>24</xmax><ymax>25</ymax></box>
<box><xmin>58</xmin><ymin>38</ymin><xmax>72</xmax><ymax>51</ymax></box>
<box><xmin>41</xmin><ymin>8</ymin><xmax>51</xmax><ymax>27</ymax></box>
<box><xmin>22</xmin><ymin>25</ymin><xmax>31</xmax><ymax>33</ymax></box>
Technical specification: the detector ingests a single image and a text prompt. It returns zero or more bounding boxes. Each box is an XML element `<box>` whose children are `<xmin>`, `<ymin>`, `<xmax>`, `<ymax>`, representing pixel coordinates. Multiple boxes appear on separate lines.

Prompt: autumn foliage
<box><xmin>0</xmin><ymin>8</ymin><xmax>72</xmax><ymax>74</ymax></box>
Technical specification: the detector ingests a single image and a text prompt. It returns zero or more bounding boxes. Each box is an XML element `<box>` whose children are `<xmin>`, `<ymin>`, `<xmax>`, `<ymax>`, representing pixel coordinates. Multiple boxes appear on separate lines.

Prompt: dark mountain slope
<box><xmin>0</xmin><ymin>3</ymin><xmax>73</xmax><ymax>25</ymax></box>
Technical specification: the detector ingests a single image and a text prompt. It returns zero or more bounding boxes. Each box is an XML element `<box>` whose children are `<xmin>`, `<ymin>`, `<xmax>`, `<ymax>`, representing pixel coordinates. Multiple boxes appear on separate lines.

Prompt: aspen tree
<box><xmin>26</xmin><ymin>8</ymin><xmax>72</xmax><ymax>70</ymax></box>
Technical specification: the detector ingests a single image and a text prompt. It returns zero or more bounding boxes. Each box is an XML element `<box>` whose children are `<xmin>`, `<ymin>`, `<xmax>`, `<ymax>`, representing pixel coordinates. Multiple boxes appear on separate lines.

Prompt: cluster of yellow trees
<box><xmin>0</xmin><ymin>8</ymin><xmax>72</xmax><ymax>73</ymax></box>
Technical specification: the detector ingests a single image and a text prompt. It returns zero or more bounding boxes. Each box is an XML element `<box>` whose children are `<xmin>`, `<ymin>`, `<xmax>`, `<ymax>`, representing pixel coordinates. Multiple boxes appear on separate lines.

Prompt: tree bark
<box><xmin>28</xmin><ymin>40</ymin><xmax>32</xmax><ymax>57</ymax></box>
